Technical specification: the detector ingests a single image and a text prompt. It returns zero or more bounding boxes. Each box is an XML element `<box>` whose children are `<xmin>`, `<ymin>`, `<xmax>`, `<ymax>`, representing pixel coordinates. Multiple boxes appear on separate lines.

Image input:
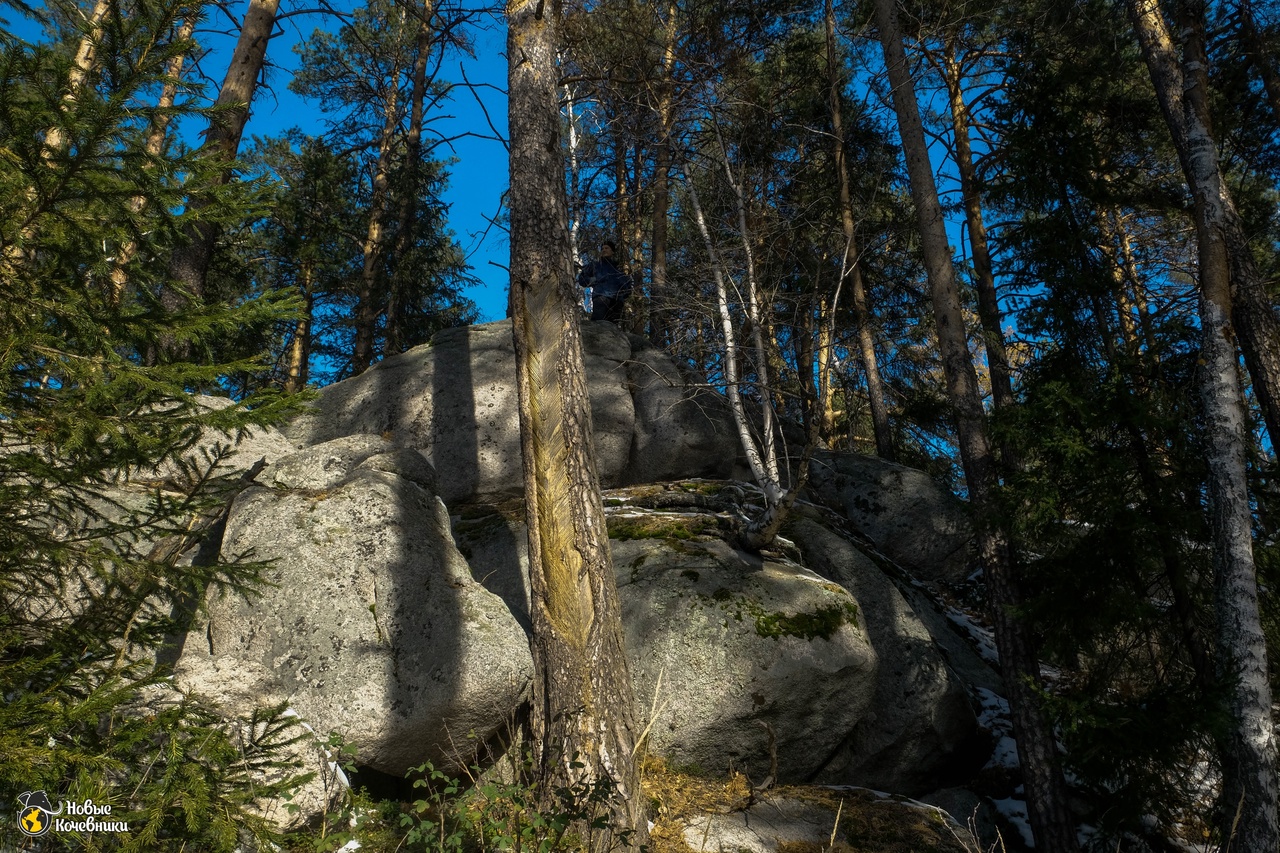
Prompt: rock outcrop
<box><xmin>160</xmin><ymin>319</ymin><xmax>998</xmax><ymax>829</ymax></box>
<box><xmin>143</xmin><ymin>395</ymin><xmax>298</xmax><ymax>484</ymax></box>
<box><xmin>615</xmin><ymin>530</ymin><xmax>875</xmax><ymax>781</ymax></box>
<box><xmin>808</xmin><ymin>451</ymin><xmax>972</xmax><ymax>583</ymax></box>
<box><xmin>174</xmin><ymin>436</ymin><xmax>533</xmax><ymax>778</ymax></box>
<box><xmin>790</xmin><ymin>517</ymin><xmax>977</xmax><ymax>794</ymax></box>
<box><xmin>282</xmin><ymin>320</ymin><xmax>740</xmax><ymax>504</ymax></box>
<box><xmin>456</xmin><ymin>498</ymin><xmax>978</xmax><ymax>790</ymax></box>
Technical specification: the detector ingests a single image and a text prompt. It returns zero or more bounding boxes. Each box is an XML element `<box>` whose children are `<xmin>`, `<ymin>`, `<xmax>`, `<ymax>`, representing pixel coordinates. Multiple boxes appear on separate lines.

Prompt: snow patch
<box><xmin>991</xmin><ymin>797</ymin><xmax>1035</xmax><ymax>849</ymax></box>
<box><xmin>946</xmin><ymin>607</ymin><xmax>1000</xmax><ymax>663</ymax></box>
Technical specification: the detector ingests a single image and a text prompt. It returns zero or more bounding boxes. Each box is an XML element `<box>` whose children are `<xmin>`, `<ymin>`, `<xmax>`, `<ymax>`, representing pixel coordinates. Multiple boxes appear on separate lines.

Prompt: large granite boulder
<box><xmin>143</xmin><ymin>395</ymin><xmax>298</xmax><ymax>485</ymax></box>
<box><xmin>456</xmin><ymin>498</ymin><xmax>980</xmax><ymax>793</ymax></box>
<box><xmin>615</xmin><ymin>531</ymin><xmax>876</xmax><ymax>782</ymax></box>
<box><xmin>283</xmin><ymin>321</ymin><xmax>738</xmax><ymax>504</ymax></box>
<box><xmin>174</xmin><ymin>436</ymin><xmax>533</xmax><ymax>776</ymax></box>
<box><xmin>790</xmin><ymin>517</ymin><xmax>978</xmax><ymax>794</ymax></box>
<box><xmin>621</xmin><ymin>345</ymin><xmax>740</xmax><ymax>484</ymax></box>
<box><xmin>807</xmin><ymin>451</ymin><xmax>973</xmax><ymax>583</ymax></box>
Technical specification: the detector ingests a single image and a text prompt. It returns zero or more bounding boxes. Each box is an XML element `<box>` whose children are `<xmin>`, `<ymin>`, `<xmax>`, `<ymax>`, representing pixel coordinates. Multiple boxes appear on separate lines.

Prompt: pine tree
<box><xmin>507</xmin><ymin>0</ymin><xmax>648</xmax><ymax>844</ymax></box>
<box><xmin>291</xmin><ymin>0</ymin><xmax>477</xmax><ymax>377</ymax></box>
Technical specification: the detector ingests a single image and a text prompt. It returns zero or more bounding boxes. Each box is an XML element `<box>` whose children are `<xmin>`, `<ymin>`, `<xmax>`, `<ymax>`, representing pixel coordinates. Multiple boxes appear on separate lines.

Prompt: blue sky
<box><xmin>258</xmin><ymin>4</ymin><xmax>512</xmax><ymax>321</ymax></box>
<box><xmin>6</xmin><ymin>1</ymin><xmax>989</xmax><ymax>329</ymax></box>
<box><xmin>6</xmin><ymin>0</ymin><xmax>514</xmax><ymax>321</ymax></box>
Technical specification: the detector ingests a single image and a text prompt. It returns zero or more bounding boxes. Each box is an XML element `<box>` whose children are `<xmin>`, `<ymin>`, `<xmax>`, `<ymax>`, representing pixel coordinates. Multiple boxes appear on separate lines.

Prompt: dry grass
<box><xmin>640</xmin><ymin>756</ymin><xmax>752</xmax><ymax>853</ymax></box>
<box><xmin>639</xmin><ymin>758</ymin><xmax>972</xmax><ymax>853</ymax></box>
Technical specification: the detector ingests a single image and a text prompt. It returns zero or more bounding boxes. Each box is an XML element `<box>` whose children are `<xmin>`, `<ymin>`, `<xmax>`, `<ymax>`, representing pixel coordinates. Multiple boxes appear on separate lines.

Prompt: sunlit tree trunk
<box><xmin>713</xmin><ymin>122</ymin><xmax>783</xmax><ymax>497</ymax></box>
<box><xmin>1128</xmin><ymin>1</ymin><xmax>1278</xmax><ymax>846</ymax></box>
<box><xmin>386</xmin><ymin>1</ymin><xmax>436</xmax><ymax>357</ymax></box>
<box><xmin>507</xmin><ymin>0</ymin><xmax>647</xmax><ymax>846</ymax></box>
<box><xmin>815</xmin><ymin>295</ymin><xmax>838</xmax><ymax>440</ymax></box>
<box><xmin>111</xmin><ymin>14</ymin><xmax>197</xmax><ymax>305</ymax></box>
<box><xmin>684</xmin><ymin>163</ymin><xmax>808</xmax><ymax>550</ymax></box>
<box><xmin>873</xmin><ymin>2</ymin><xmax>1079</xmax><ymax>850</ymax></box>
<box><xmin>43</xmin><ymin>0</ymin><xmax>112</xmax><ymax>156</ymax></box>
<box><xmin>351</xmin><ymin>45</ymin><xmax>404</xmax><ymax>374</ymax></box>
<box><xmin>566</xmin><ymin>81</ymin><xmax>583</xmax><ymax>271</ymax></box>
<box><xmin>939</xmin><ymin>39</ymin><xmax>1014</xmax><ymax>413</ymax></box>
<box><xmin>5</xmin><ymin>0</ymin><xmax>112</xmax><ymax>272</ymax></box>
<box><xmin>648</xmin><ymin>0</ymin><xmax>677</xmax><ymax>347</ymax></box>
<box><xmin>167</xmin><ymin>0</ymin><xmax>280</xmax><ymax>304</ymax></box>
<box><xmin>283</xmin><ymin>260</ymin><xmax>314</xmax><ymax>393</ymax></box>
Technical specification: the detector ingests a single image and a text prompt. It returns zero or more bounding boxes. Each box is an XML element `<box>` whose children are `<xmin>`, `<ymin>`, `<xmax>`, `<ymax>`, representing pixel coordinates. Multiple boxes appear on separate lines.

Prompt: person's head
<box><xmin>601</xmin><ymin>241</ymin><xmax>616</xmax><ymax>258</ymax></box>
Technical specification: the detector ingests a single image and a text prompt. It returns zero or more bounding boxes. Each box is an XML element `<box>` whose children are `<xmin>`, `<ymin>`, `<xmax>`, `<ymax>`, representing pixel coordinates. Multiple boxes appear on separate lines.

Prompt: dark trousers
<box><xmin>591</xmin><ymin>293</ymin><xmax>626</xmax><ymax>323</ymax></box>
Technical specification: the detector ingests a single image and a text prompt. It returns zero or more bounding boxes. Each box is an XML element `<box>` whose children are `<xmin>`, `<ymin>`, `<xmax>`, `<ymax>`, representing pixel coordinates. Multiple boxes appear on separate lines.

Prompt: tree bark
<box><xmin>873</xmin><ymin>2</ymin><xmax>1079</xmax><ymax>851</ymax></box>
<box><xmin>939</xmin><ymin>39</ymin><xmax>1015</xmax><ymax>413</ymax></box>
<box><xmin>825</xmin><ymin>0</ymin><xmax>892</xmax><ymax>459</ymax></box>
<box><xmin>4</xmin><ymin>0</ymin><xmax>112</xmax><ymax>272</ymax></box>
<box><xmin>1122</xmin><ymin>0</ymin><xmax>1280</xmax><ymax>453</ymax></box>
<box><xmin>111</xmin><ymin>14</ymin><xmax>197</xmax><ymax>304</ymax></box>
<box><xmin>386</xmin><ymin>1</ymin><xmax>436</xmax><ymax>356</ymax></box>
<box><xmin>506</xmin><ymin>0</ymin><xmax>647</xmax><ymax>846</ymax></box>
<box><xmin>815</xmin><ymin>295</ymin><xmax>838</xmax><ymax>440</ymax></box>
<box><xmin>683</xmin><ymin>166</ymin><xmax>806</xmax><ymax>550</ymax></box>
<box><xmin>351</xmin><ymin>42</ymin><xmax>405</xmax><ymax>375</ymax></box>
<box><xmin>283</xmin><ymin>260</ymin><xmax>314</xmax><ymax>393</ymax></box>
<box><xmin>648</xmin><ymin>0</ymin><xmax>677</xmax><ymax>347</ymax></box>
<box><xmin>714</xmin><ymin>123</ymin><xmax>783</xmax><ymax>501</ymax></box>
<box><xmin>43</xmin><ymin>0</ymin><xmax>112</xmax><ymax>157</ymax></box>
<box><xmin>166</xmin><ymin>0</ymin><xmax>280</xmax><ymax>305</ymax></box>
<box><xmin>1128</xmin><ymin>1</ymin><xmax>1279</xmax><ymax>847</ymax></box>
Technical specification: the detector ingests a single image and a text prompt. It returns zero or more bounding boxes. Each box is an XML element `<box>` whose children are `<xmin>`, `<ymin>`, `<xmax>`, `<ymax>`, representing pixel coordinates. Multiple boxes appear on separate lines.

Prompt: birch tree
<box><xmin>1127</xmin><ymin>0</ymin><xmax>1279</xmax><ymax>846</ymax></box>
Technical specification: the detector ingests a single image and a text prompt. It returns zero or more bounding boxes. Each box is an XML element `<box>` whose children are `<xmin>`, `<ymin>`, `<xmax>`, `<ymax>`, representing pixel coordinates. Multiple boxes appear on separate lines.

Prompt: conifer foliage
<box><xmin>0</xmin><ymin>1</ymin><xmax>310</xmax><ymax>848</ymax></box>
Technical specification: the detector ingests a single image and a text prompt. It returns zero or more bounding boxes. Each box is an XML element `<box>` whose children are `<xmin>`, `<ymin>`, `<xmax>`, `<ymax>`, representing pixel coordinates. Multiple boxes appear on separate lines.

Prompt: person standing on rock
<box><xmin>577</xmin><ymin>241</ymin><xmax>632</xmax><ymax>323</ymax></box>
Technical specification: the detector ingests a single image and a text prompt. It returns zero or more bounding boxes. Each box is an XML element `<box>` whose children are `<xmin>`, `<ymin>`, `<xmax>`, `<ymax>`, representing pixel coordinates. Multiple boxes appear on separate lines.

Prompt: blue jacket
<box><xmin>578</xmin><ymin>258</ymin><xmax>631</xmax><ymax>298</ymax></box>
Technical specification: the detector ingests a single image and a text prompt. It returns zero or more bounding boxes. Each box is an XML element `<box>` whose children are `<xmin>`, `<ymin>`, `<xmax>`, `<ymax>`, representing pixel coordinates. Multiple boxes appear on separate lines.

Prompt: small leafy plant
<box><xmin>399</xmin><ymin>754</ymin><xmax>636</xmax><ymax>853</ymax></box>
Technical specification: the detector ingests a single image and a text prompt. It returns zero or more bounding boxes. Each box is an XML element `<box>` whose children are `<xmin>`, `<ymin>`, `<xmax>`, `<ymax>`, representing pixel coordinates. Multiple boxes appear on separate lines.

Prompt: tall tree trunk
<box><xmin>4</xmin><ymin>0</ymin><xmax>111</xmax><ymax>272</ymax></box>
<box><xmin>1130</xmin><ymin>0</ymin><xmax>1280</xmax><ymax>451</ymax></box>
<box><xmin>166</xmin><ymin>0</ymin><xmax>280</xmax><ymax>305</ymax></box>
<box><xmin>1097</xmin><ymin>208</ymin><xmax>1141</xmax><ymax>356</ymax></box>
<box><xmin>649</xmin><ymin>0</ymin><xmax>677</xmax><ymax>347</ymax></box>
<box><xmin>1128</xmin><ymin>1</ymin><xmax>1278</xmax><ymax>846</ymax></box>
<box><xmin>873</xmin><ymin>2</ymin><xmax>1080</xmax><ymax>851</ymax></box>
<box><xmin>283</xmin><ymin>260</ymin><xmax>314</xmax><ymax>393</ymax></box>
<box><xmin>567</xmin><ymin>81</ymin><xmax>583</xmax><ymax>271</ymax></box>
<box><xmin>815</xmin><ymin>294</ymin><xmax>838</xmax><ymax>440</ymax></box>
<box><xmin>713</xmin><ymin>122</ymin><xmax>783</xmax><ymax>500</ymax></box>
<box><xmin>683</xmin><ymin>165</ymin><xmax>807</xmax><ymax>550</ymax></box>
<box><xmin>614</xmin><ymin>121</ymin><xmax>631</xmax><ymax>264</ymax></box>
<box><xmin>43</xmin><ymin>0</ymin><xmax>112</xmax><ymax>156</ymax></box>
<box><xmin>940</xmin><ymin>39</ymin><xmax>1015</xmax><ymax>413</ymax></box>
<box><xmin>506</xmin><ymin>0</ymin><xmax>647</xmax><ymax>847</ymax></box>
<box><xmin>351</xmin><ymin>48</ymin><xmax>405</xmax><ymax>375</ymax></box>
<box><xmin>386</xmin><ymin>1</ymin><xmax>436</xmax><ymax>357</ymax></box>
<box><xmin>825</xmin><ymin>0</ymin><xmax>892</xmax><ymax>459</ymax></box>
<box><xmin>111</xmin><ymin>14</ymin><xmax>197</xmax><ymax>304</ymax></box>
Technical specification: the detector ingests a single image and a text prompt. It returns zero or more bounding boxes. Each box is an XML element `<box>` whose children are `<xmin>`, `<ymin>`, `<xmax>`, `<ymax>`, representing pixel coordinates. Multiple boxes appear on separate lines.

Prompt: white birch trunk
<box><xmin>1127</xmin><ymin>2</ymin><xmax>1279</xmax><ymax>846</ymax></box>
